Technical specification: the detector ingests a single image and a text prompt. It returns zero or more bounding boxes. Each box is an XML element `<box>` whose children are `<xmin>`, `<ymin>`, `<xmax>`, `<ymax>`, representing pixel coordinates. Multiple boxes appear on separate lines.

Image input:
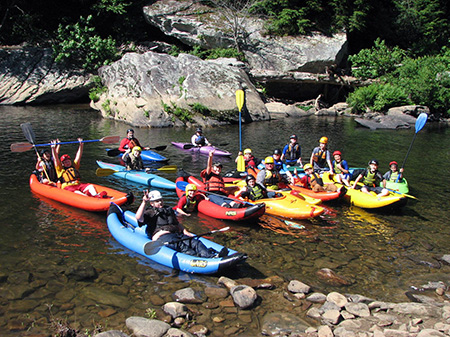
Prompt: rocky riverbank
<box><xmin>93</xmin><ymin>274</ymin><xmax>450</xmax><ymax>337</ymax></box>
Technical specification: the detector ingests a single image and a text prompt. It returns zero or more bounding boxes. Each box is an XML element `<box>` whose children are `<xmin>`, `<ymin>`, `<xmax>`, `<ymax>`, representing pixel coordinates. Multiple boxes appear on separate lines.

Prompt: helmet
<box><xmin>213</xmin><ymin>161</ymin><xmax>223</xmax><ymax>168</ymax></box>
<box><xmin>290</xmin><ymin>134</ymin><xmax>297</xmax><ymax>139</ymax></box>
<box><xmin>246</xmin><ymin>175</ymin><xmax>256</xmax><ymax>182</ymax></box>
<box><xmin>196</xmin><ymin>128</ymin><xmax>203</xmax><ymax>133</ymax></box>
<box><xmin>149</xmin><ymin>190</ymin><xmax>162</xmax><ymax>201</ymax></box>
<box><xmin>60</xmin><ymin>154</ymin><xmax>71</xmax><ymax>162</ymax></box>
<box><xmin>126</xmin><ymin>128</ymin><xmax>134</xmax><ymax>133</ymax></box>
<box><xmin>333</xmin><ymin>150</ymin><xmax>342</xmax><ymax>156</ymax></box>
<box><xmin>389</xmin><ymin>161</ymin><xmax>398</xmax><ymax>167</ymax></box>
<box><xmin>273</xmin><ymin>149</ymin><xmax>282</xmax><ymax>155</ymax></box>
<box><xmin>132</xmin><ymin>146</ymin><xmax>142</xmax><ymax>153</ymax></box>
<box><xmin>264</xmin><ymin>156</ymin><xmax>274</xmax><ymax>164</ymax></box>
<box><xmin>244</xmin><ymin>148</ymin><xmax>252</xmax><ymax>155</ymax></box>
<box><xmin>40</xmin><ymin>149</ymin><xmax>50</xmax><ymax>156</ymax></box>
<box><xmin>303</xmin><ymin>163</ymin><xmax>313</xmax><ymax>170</ymax></box>
<box><xmin>186</xmin><ymin>184</ymin><xmax>197</xmax><ymax>192</ymax></box>
<box><xmin>368</xmin><ymin>159</ymin><xmax>379</xmax><ymax>166</ymax></box>
<box><xmin>319</xmin><ymin>137</ymin><xmax>328</xmax><ymax>144</ymax></box>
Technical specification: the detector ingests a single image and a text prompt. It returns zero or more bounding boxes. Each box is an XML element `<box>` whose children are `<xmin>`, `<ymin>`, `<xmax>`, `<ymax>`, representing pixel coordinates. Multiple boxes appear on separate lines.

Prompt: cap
<box><xmin>273</xmin><ymin>149</ymin><xmax>282</xmax><ymax>155</ymax></box>
<box><xmin>60</xmin><ymin>154</ymin><xmax>71</xmax><ymax>162</ymax></box>
<box><xmin>149</xmin><ymin>190</ymin><xmax>162</xmax><ymax>201</ymax></box>
<box><xmin>246</xmin><ymin>175</ymin><xmax>256</xmax><ymax>182</ymax></box>
<box><xmin>196</xmin><ymin>128</ymin><xmax>203</xmax><ymax>133</ymax></box>
<box><xmin>244</xmin><ymin>148</ymin><xmax>252</xmax><ymax>154</ymax></box>
<box><xmin>333</xmin><ymin>151</ymin><xmax>342</xmax><ymax>156</ymax></box>
<box><xmin>126</xmin><ymin>129</ymin><xmax>134</xmax><ymax>133</ymax></box>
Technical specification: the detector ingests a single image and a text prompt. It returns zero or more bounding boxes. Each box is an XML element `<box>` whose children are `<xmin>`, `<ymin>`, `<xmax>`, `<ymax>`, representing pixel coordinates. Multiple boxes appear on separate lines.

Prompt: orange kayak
<box><xmin>29</xmin><ymin>174</ymin><xmax>133</xmax><ymax>212</ymax></box>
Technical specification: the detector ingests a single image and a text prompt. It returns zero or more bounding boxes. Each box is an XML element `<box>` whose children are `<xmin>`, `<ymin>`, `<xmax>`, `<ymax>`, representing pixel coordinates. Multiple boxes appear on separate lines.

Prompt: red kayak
<box><xmin>175</xmin><ymin>176</ymin><xmax>265</xmax><ymax>221</ymax></box>
<box><xmin>29</xmin><ymin>174</ymin><xmax>133</xmax><ymax>212</ymax></box>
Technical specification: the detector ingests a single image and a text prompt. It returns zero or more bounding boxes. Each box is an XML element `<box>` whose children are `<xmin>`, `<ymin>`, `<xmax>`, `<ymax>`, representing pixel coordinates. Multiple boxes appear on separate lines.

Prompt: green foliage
<box><xmin>348</xmin><ymin>39</ymin><xmax>406</xmax><ymax>79</ymax></box>
<box><xmin>347</xmin><ymin>83</ymin><xmax>411</xmax><ymax>114</ymax></box>
<box><xmin>89</xmin><ymin>76</ymin><xmax>108</xmax><ymax>102</ymax></box>
<box><xmin>102</xmin><ymin>99</ymin><xmax>112</xmax><ymax>116</ymax></box>
<box><xmin>162</xmin><ymin>101</ymin><xmax>194</xmax><ymax>123</ymax></box>
<box><xmin>190</xmin><ymin>102</ymin><xmax>211</xmax><ymax>116</ymax></box>
<box><xmin>92</xmin><ymin>0</ymin><xmax>130</xmax><ymax>14</ymax></box>
<box><xmin>190</xmin><ymin>46</ymin><xmax>244</xmax><ymax>60</ymax></box>
<box><xmin>53</xmin><ymin>15</ymin><xmax>119</xmax><ymax>72</ymax></box>
<box><xmin>145</xmin><ymin>308</ymin><xmax>157</xmax><ymax>319</ymax></box>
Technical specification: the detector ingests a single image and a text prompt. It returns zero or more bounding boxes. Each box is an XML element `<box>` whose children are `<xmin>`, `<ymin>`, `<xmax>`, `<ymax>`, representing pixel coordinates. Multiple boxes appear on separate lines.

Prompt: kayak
<box><xmin>171</xmin><ymin>142</ymin><xmax>231</xmax><ymax>157</ymax></box>
<box><xmin>106</xmin><ymin>148</ymin><xmax>169</xmax><ymax>162</ymax></box>
<box><xmin>107</xmin><ymin>204</ymin><xmax>247</xmax><ymax>274</ymax></box>
<box><xmin>175</xmin><ymin>177</ymin><xmax>266</xmax><ymax>222</ymax></box>
<box><xmin>96</xmin><ymin>161</ymin><xmax>176</xmax><ymax>190</ymax></box>
<box><xmin>29</xmin><ymin>173</ymin><xmax>133</xmax><ymax>212</ymax></box>
<box><xmin>383</xmin><ymin>178</ymin><xmax>409</xmax><ymax>194</ymax></box>
<box><xmin>288</xmin><ymin>184</ymin><xmax>344</xmax><ymax>202</ymax></box>
<box><xmin>322</xmin><ymin>173</ymin><xmax>407</xmax><ymax>210</ymax></box>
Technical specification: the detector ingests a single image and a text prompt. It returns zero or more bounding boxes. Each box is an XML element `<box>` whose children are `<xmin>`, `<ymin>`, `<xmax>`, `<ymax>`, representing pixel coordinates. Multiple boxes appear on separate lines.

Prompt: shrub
<box><xmin>89</xmin><ymin>76</ymin><xmax>108</xmax><ymax>102</ymax></box>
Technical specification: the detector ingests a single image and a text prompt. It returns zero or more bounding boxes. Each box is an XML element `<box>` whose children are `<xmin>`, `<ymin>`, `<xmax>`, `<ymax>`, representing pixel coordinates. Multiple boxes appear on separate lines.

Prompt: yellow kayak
<box><xmin>322</xmin><ymin>173</ymin><xmax>407</xmax><ymax>210</ymax></box>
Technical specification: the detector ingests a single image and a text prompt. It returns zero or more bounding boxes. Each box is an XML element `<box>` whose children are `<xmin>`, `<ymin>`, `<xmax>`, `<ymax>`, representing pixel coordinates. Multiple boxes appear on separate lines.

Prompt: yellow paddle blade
<box><xmin>236</xmin><ymin>89</ymin><xmax>245</xmax><ymax>112</ymax></box>
<box><xmin>95</xmin><ymin>168</ymin><xmax>118</xmax><ymax>177</ymax></box>
<box><xmin>237</xmin><ymin>154</ymin><xmax>245</xmax><ymax>172</ymax></box>
<box><xmin>157</xmin><ymin>165</ymin><xmax>177</xmax><ymax>172</ymax></box>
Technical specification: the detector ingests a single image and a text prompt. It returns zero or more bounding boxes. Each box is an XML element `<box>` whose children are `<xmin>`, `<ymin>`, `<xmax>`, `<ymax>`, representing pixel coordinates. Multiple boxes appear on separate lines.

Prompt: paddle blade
<box><xmin>96</xmin><ymin>168</ymin><xmax>119</xmax><ymax>177</ymax></box>
<box><xmin>144</xmin><ymin>241</ymin><xmax>165</xmax><ymax>255</ymax></box>
<box><xmin>236</xmin><ymin>89</ymin><xmax>245</xmax><ymax>112</ymax></box>
<box><xmin>237</xmin><ymin>155</ymin><xmax>245</xmax><ymax>172</ymax></box>
<box><xmin>176</xmin><ymin>181</ymin><xmax>189</xmax><ymax>191</ymax></box>
<box><xmin>20</xmin><ymin>123</ymin><xmax>36</xmax><ymax>145</ymax></box>
<box><xmin>156</xmin><ymin>165</ymin><xmax>177</xmax><ymax>172</ymax></box>
<box><xmin>100</xmin><ymin>135</ymin><xmax>121</xmax><ymax>144</ymax></box>
<box><xmin>151</xmin><ymin>145</ymin><xmax>167</xmax><ymax>151</ymax></box>
<box><xmin>107</xmin><ymin>148</ymin><xmax>122</xmax><ymax>157</ymax></box>
<box><xmin>183</xmin><ymin>144</ymin><xmax>195</xmax><ymax>149</ymax></box>
<box><xmin>10</xmin><ymin>142</ymin><xmax>33</xmax><ymax>152</ymax></box>
<box><xmin>414</xmin><ymin>113</ymin><xmax>428</xmax><ymax>133</ymax></box>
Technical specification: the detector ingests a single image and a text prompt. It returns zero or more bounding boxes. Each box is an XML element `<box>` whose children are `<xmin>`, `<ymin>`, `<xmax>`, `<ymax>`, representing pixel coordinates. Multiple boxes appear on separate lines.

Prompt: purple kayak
<box><xmin>171</xmin><ymin>142</ymin><xmax>231</xmax><ymax>157</ymax></box>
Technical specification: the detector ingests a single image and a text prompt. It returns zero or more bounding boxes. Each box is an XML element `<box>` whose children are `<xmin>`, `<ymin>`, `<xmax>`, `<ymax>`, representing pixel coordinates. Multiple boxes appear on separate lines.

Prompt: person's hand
<box><xmin>238</xmin><ymin>151</ymin><xmax>243</xmax><ymax>156</ymax></box>
<box><xmin>209</xmin><ymin>149</ymin><xmax>215</xmax><ymax>156</ymax></box>
<box><xmin>142</xmin><ymin>189</ymin><xmax>150</xmax><ymax>202</ymax></box>
<box><xmin>78</xmin><ymin>137</ymin><xmax>83</xmax><ymax>143</ymax></box>
<box><xmin>400</xmin><ymin>168</ymin><xmax>404</xmax><ymax>173</ymax></box>
<box><xmin>145</xmin><ymin>168</ymin><xmax>151</xmax><ymax>173</ymax></box>
<box><xmin>50</xmin><ymin>140</ymin><xmax>57</xmax><ymax>148</ymax></box>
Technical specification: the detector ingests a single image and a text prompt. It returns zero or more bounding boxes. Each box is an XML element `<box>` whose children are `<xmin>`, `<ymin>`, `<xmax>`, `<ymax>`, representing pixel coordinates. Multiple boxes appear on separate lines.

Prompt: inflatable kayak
<box><xmin>171</xmin><ymin>142</ymin><xmax>231</xmax><ymax>157</ymax></box>
<box><xmin>175</xmin><ymin>177</ymin><xmax>266</xmax><ymax>222</ymax></box>
<box><xmin>96</xmin><ymin>161</ymin><xmax>176</xmax><ymax>190</ymax></box>
<box><xmin>107</xmin><ymin>204</ymin><xmax>247</xmax><ymax>274</ymax></box>
<box><xmin>383</xmin><ymin>179</ymin><xmax>409</xmax><ymax>194</ymax></box>
<box><xmin>106</xmin><ymin>148</ymin><xmax>169</xmax><ymax>162</ymax></box>
<box><xmin>322</xmin><ymin>173</ymin><xmax>407</xmax><ymax>210</ymax></box>
<box><xmin>29</xmin><ymin>173</ymin><xmax>133</xmax><ymax>212</ymax></box>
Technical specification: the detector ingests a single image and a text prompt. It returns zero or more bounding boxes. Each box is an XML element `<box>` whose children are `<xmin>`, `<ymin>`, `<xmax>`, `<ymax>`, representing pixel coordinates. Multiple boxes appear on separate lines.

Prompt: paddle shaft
<box><xmin>236</xmin><ymin>89</ymin><xmax>245</xmax><ymax>171</ymax></box>
<box><xmin>20</xmin><ymin>123</ymin><xmax>51</xmax><ymax>181</ymax></box>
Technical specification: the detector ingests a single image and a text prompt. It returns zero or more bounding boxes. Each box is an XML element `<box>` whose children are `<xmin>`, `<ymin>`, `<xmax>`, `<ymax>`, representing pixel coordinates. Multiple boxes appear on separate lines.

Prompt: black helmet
<box><xmin>368</xmin><ymin>159</ymin><xmax>379</xmax><ymax>165</ymax></box>
<box><xmin>126</xmin><ymin>128</ymin><xmax>134</xmax><ymax>133</ymax></box>
<box><xmin>273</xmin><ymin>149</ymin><xmax>282</xmax><ymax>155</ymax></box>
<box><xmin>40</xmin><ymin>149</ymin><xmax>50</xmax><ymax>156</ymax></box>
<box><xmin>196</xmin><ymin>128</ymin><xmax>203</xmax><ymax>133</ymax></box>
<box><xmin>213</xmin><ymin>161</ymin><xmax>222</xmax><ymax>168</ymax></box>
<box><xmin>246</xmin><ymin>175</ymin><xmax>256</xmax><ymax>182</ymax></box>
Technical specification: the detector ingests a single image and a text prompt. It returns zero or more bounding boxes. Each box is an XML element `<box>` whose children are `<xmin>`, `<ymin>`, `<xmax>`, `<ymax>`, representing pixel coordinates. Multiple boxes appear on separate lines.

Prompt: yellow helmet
<box><xmin>319</xmin><ymin>137</ymin><xmax>328</xmax><ymax>144</ymax></box>
<box><xmin>132</xmin><ymin>146</ymin><xmax>142</xmax><ymax>153</ymax></box>
<box><xmin>264</xmin><ymin>156</ymin><xmax>274</xmax><ymax>164</ymax></box>
<box><xmin>244</xmin><ymin>148</ymin><xmax>252</xmax><ymax>154</ymax></box>
<box><xmin>186</xmin><ymin>184</ymin><xmax>197</xmax><ymax>192</ymax></box>
<box><xmin>303</xmin><ymin>163</ymin><xmax>313</xmax><ymax>170</ymax></box>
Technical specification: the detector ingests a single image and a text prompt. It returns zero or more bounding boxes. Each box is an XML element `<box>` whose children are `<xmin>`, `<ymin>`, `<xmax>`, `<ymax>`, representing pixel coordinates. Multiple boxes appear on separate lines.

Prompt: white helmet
<box><xmin>148</xmin><ymin>190</ymin><xmax>162</xmax><ymax>201</ymax></box>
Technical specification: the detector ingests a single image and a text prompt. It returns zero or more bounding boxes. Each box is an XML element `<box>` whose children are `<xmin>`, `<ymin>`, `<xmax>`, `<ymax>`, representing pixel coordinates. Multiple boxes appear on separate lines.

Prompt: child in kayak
<box><xmin>176</xmin><ymin>184</ymin><xmax>207</xmax><ymax>216</ymax></box>
<box><xmin>383</xmin><ymin>161</ymin><xmax>404</xmax><ymax>183</ymax></box>
<box><xmin>122</xmin><ymin>146</ymin><xmax>151</xmax><ymax>172</ymax></box>
<box><xmin>332</xmin><ymin>150</ymin><xmax>350</xmax><ymax>186</ymax></box>
<box><xmin>352</xmin><ymin>159</ymin><xmax>389</xmax><ymax>198</ymax></box>
<box><xmin>236</xmin><ymin>175</ymin><xmax>268</xmax><ymax>201</ymax></box>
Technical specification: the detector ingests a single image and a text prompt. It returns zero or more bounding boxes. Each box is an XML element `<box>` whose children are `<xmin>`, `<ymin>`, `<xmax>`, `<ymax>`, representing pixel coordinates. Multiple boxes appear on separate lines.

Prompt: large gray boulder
<box><xmin>91</xmin><ymin>51</ymin><xmax>269</xmax><ymax>127</ymax></box>
<box><xmin>0</xmin><ymin>47</ymin><xmax>92</xmax><ymax>105</ymax></box>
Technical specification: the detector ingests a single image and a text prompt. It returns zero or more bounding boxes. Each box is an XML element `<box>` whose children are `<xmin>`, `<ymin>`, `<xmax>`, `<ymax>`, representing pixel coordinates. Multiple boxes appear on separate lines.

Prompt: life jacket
<box><xmin>247</xmin><ymin>185</ymin><xmax>265</xmax><ymax>201</ymax></box>
<box><xmin>304</xmin><ymin>172</ymin><xmax>323</xmax><ymax>188</ymax></box>
<box><xmin>41</xmin><ymin>159</ymin><xmax>57</xmax><ymax>182</ymax></box>
<box><xmin>263</xmin><ymin>169</ymin><xmax>281</xmax><ymax>187</ymax></box>
<box><xmin>202</xmin><ymin>170</ymin><xmax>225</xmax><ymax>193</ymax></box>
<box><xmin>362</xmin><ymin>169</ymin><xmax>379</xmax><ymax>186</ymax></box>
<box><xmin>245</xmin><ymin>156</ymin><xmax>257</xmax><ymax>169</ymax></box>
<box><xmin>127</xmin><ymin>153</ymin><xmax>144</xmax><ymax>170</ymax></box>
<box><xmin>333</xmin><ymin>161</ymin><xmax>343</xmax><ymax>174</ymax></box>
<box><xmin>385</xmin><ymin>171</ymin><xmax>400</xmax><ymax>182</ymax></box>
<box><xmin>274</xmin><ymin>158</ymin><xmax>283</xmax><ymax>172</ymax></box>
<box><xmin>183</xmin><ymin>195</ymin><xmax>199</xmax><ymax>213</ymax></box>
<box><xmin>150</xmin><ymin>206</ymin><xmax>180</xmax><ymax>236</ymax></box>
<box><xmin>195</xmin><ymin>135</ymin><xmax>206</xmax><ymax>146</ymax></box>
<box><xmin>286</xmin><ymin>143</ymin><xmax>300</xmax><ymax>160</ymax></box>
<box><xmin>313</xmin><ymin>148</ymin><xmax>327</xmax><ymax>167</ymax></box>
<box><xmin>59</xmin><ymin>167</ymin><xmax>81</xmax><ymax>188</ymax></box>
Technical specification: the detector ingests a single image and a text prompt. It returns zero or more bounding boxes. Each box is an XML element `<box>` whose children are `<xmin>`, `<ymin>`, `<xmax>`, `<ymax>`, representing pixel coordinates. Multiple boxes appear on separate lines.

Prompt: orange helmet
<box><xmin>319</xmin><ymin>137</ymin><xmax>328</xmax><ymax>144</ymax></box>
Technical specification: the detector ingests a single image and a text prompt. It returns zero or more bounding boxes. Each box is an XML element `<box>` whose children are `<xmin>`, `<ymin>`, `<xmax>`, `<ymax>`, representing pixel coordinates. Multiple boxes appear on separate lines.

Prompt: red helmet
<box><xmin>60</xmin><ymin>154</ymin><xmax>71</xmax><ymax>162</ymax></box>
<box><xmin>333</xmin><ymin>151</ymin><xmax>342</xmax><ymax>156</ymax></box>
<box><xmin>389</xmin><ymin>161</ymin><xmax>398</xmax><ymax>167</ymax></box>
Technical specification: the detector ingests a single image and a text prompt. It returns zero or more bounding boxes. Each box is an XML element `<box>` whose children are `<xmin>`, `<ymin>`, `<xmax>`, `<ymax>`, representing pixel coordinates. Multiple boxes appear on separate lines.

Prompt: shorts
<box><xmin>363</xmin><ymin>185</ymin><xmax>384</xmax><ymax>194</ymax></box>
<box><xmin>64</xmin><ymin>183</ymin><xmax>91</xmax><ymax>193</ymax></box>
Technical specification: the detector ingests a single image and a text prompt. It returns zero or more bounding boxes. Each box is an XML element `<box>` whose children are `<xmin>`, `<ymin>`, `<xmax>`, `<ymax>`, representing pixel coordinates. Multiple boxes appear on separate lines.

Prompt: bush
<box><xmin>89</xmin><ymin>76</ymin><xmax>108</xmax><ymax>102</ymax></box>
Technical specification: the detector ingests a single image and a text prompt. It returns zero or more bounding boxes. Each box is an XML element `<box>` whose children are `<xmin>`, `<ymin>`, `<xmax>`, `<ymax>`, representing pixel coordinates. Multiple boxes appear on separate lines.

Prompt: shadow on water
<box><xmin>0</xmin><ymin>105</ymin><xmax>449</xmax><ymax>335</ymax></box>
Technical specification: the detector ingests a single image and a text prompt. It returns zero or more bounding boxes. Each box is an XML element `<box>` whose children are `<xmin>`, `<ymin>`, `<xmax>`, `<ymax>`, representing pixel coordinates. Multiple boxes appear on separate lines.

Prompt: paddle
<box><xmin>236</xmin><ymin>89</ymin><xmax>245</xmax><ymax>172</ymax></box>
<box><xmin>20</xmin><ymin>123</ymin><xmax>51</xmax><ymax>182</ymax></box>
<box><xmin>182</xmin><ymin>143</ymin><xmax>229</xmax><ymax>150</ymax></box>
<box><xmin>11</xmin><ymin>135</ymin><xmax>120</xmax><ymax>152</ymax></box>
<box><xmin>143</xmin><ymin>226</ymin><xmax>230</xmax><ymax>255</ymax></box>
<box><xmin>396</xmin><ymin>112</ymin><xmax>428</xmax><ymax>182</ymax></box>
<box><xmin>106</xmin><ymin>145</ymin><xmax>168</xmax><ymax>157</ymax></box>
<box><xmin>96</xmin><ymin>165</ymin><xmax>177</xmax><ymax>177</ymax></box>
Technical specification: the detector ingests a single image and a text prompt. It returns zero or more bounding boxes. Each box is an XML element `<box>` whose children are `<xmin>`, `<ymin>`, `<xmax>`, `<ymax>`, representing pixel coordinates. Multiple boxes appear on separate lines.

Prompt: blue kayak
<box><xmin>107</xmin><ymin>204</ymin><xmax>247</xmax><ymax>274</ymax></box>
<box><xmin>96</xmin><ymin>161</ymin><xmax>176</xmax><ymax>190</ymax></box>
<box><xmin>106</xmin><ymin>148</ymin><xmax>169</xmax><ymax>162</ymax></box>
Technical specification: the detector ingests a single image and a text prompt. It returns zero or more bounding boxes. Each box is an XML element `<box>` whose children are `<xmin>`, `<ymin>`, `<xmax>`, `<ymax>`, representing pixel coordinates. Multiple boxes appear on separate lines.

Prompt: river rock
<box><xmin>327</xmin><ymin>292</ymin><xmax>348</xmax><ymax>308</ymax></box>
<box><xmin>316</xmin><ymin>268</ymin><xmax>352</xmax><ymax>286</ymax></box>
<box><xmin>81</xmin><ymin>287</ymin><xmax>130</xmax><ymax>309</ymax></box>
<box><xmin>125</xmin><ymin>316</ymin><xmax>170</xmax><ymax>337</ymax></box>
<box><xmin>65</xmin><ymin>262</ymin><xmax>98</xmax><ymax>281</ymax></box>
<box><xmin>204</xmin><ymin>286</ymin><xmax>228</xmax><ymax>299</ymax></box>
<box><xmin>0</xmin><ymin>47</ymin><xmax>92</xmax><ymax>105</ymax></box>
<box><xmin>173</xmin><ymin>287</ymin><xmax>206</xmax><ymax>304</ymax></box>
<box><xmin>217</xmin><ymin>276</ymin><xmax>238</xmax><ymax>290</ymax></box>
<box><xmin>261</xmin><ymin>312</ymin><xmax>310</xmax><ymax>336</ymax></box>
<box><xmin>229</xmin><ymin>285</ymin><xmax>257</xmax><ymax>309</ymax></box>
<box><xmin>307</xmin><ymin>292</ymin><xmax>327</xmax><ymax>303</ymax></box>
<box><xmin>162</xmin><ymin>302</ymin><xmax>188</xmax><ymax>318</ymax></box>
<box><xmin>344</xmin><ymin>302</ymin><xmax>371</xmax><ymax>317</ymax></box>
<box><xmin>287</xmin><ymin>280</ymin><xmax>311</xmax><ymax>294</ymax></box>
<box><xmin>94</xmin><ymin>330</ymin><xmax>130</xmax><ymax>337</ymax></box>
<box><xmin>92</xmin><ymin>51</ymin><xmax>269</xmax><ymax>127</ymax></box>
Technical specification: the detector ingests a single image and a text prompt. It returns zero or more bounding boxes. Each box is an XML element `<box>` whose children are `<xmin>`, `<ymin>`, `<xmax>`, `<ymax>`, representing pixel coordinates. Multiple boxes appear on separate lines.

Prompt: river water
<box><xmin>0</xmin><ymin>105</ymin><xmax>449</xmax><ymax>335</ymax></box>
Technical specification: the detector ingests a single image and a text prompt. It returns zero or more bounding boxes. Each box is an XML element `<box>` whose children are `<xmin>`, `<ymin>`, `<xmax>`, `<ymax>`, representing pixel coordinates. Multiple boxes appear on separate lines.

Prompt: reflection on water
<box><xmin>0</xmin><ymin>105</ymin><xmax>449</xmax><ymax>335</ymax></box>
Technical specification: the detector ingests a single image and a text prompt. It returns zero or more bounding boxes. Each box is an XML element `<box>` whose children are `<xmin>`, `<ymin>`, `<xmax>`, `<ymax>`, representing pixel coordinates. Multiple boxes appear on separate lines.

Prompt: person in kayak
<box><xmin>352</xmin><ymin>159</ymin><xmax>389</xmax><ymax>198</ymax></box>
<box><xmin>383</xmin><ymin>161</ymin><xmax>404</xmax><ymax>182</ymax></box>
<box><xmin>258</xmin><ymin>150</ymin><xmax>294</xmax><ymax>184</ymax></box>
<box><xmin>35</xmin><ymin>147</ymin><xmax>58</xmax><ymax>184</ymax></box>
<box><xmin>121</xmin><ymin>146</ymin><xmax>151</xmax><ymax>172</ymax></box>
<box><xmin>256</xmin><ymin>156</ymin><xmax>286</xmax><ymax>190</ymax></box>
<box><xmin>236</xmin><ymin>175</ymin><xmax>268</xmax><ymax>201</ymax></box>
<box><xmin>52</xmin><ymin>139</ymin><xmax>108</xmax><ymax>198</ymax></box>
<box><xmin>119</xmin><ymin>129</ymin><xmax>149</xmax><ymax>152</ymax></box>
<box><xmin>331</xmin><ymin>150</ymin><xmax>351</xmax><ymax>186</ymax></box>
<box><xmin>298</xmin><ymin>164</ymin><xmax>338</xmax><ymax>192</ymax></box>
<box><xmin>310</xmin><ymin>136</ymin><xmax>334</xmax><ymax>173</ymax></box>
<box><xmin>281</xmin><ymin>134</ymin><xmax>303</xmax><ymax>167</ymax></box>
<box><xmin>191</xmin><ymin>127</ymin><xmax>211</xmax><ymax>147</ymax></box>
<box><xmin>176</xmin><ymin>184</ymin><xmax>207</xmax><ymax>216</ymax></box>
<box><xmin>235</xmin><ymin>148</ymin><xmax>259</xmax><ymax>170</ymax></box>
<box><xmin>136</xmin><ymin>190</ymin><xmax>228</xmax><ymax>257</ymax></box>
